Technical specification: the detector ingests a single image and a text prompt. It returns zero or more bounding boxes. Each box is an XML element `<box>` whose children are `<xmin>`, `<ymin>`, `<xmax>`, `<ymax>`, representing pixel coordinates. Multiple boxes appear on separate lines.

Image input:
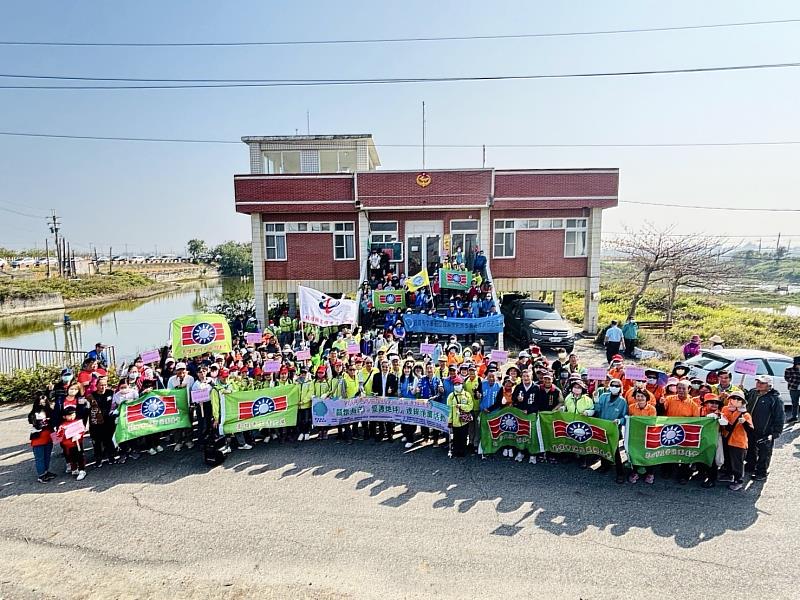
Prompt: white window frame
<box><xmin>263</xmin><ymin>150</ymin><xmax>301</xmax><ymax>174</ymax></box>
<box><xmin>264</xmin><ymin>223</ymin><xmax>287</xmax><ymax>261</ymax></box>
<box><xmin>369</xmin><ymin>221</ymin><xmax>399</xmax><ymax>245</ymax></box>
<box><xmin>450</xmin><ymin>219</ymin><xmax>479</xmax><ymax>232</ymax></box>
<box><xmin>333</xmin><ymin>222</ymin><xmax>356</xmax><ymax>261</ymax></box>
<box><xmin>493</xmin><ymin>219</ymin><xmax>516</xmax><ymax>259</ymax></box>
<box><xmin>319</xmin><ymin>148</ymin><xmax>357</xmax><ymax>173</ymax></box>
<box><xmin>564</xmin><ymin>219</ymin><xmax>588</xmax><ymax>258</ymax></box>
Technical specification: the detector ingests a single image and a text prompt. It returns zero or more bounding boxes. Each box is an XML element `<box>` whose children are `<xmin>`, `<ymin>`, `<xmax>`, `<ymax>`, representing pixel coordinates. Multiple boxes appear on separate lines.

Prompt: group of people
<box><xmin>26</xmin><ymin>323</ymin><xmax>789</xmax><ymax>492</ymax></box>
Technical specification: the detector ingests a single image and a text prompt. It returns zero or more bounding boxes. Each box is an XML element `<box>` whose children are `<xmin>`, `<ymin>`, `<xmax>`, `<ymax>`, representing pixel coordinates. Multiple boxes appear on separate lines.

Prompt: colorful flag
<box><xmin>217</xmin><ymin>384</ymin><xmax>299</xmax><ymax>435</ymax></box>
<box><xmin>405</xmin><ymin>270</ymin><xmax>430</xmax><ymax>292</ymax></box>
<box><xmin>438</xmin><ymin>268</ymin><xmax>472</xmax><ymax>290</ymax></box>
<box><xmin>372</xmin><ymin>290</ymin><xmax>406</xmax><ymax>310</ymax></box>
<box><xmin>298</xmin><ymin>285</ymin><xmax>358</xmax><ymax>327</ymax></box>
<box><xmin>625</xmin><ymin>417</ymin><xmax>718</xmax><ymax>466</ymax></box>
<box><xmin>114</xmin><ymin>388</ymin><xmax>192</xmax><ymax>444</ymax></box>
<box><xmin>479</xmin><ymin>407</ymin><xmax>540</xmax><ymax>455</ymax></box>
<box><xmin>170</xmin><ymin>313</ymin><xmax>232</xmax><ymax>359</ymax></box>
<box><xmin>538</xmin><ymin>411</ymin><xmax>620</xmax><ymax>461</ymax></box>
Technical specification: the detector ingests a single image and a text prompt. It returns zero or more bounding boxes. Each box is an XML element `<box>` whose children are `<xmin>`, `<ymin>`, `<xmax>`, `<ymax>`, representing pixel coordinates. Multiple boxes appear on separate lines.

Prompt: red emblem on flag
<box><xmin>238</xmin><ymin>396</ymin><xmax>288</xmax><ymax>420</ymax></box>
<box><xmin>127</xmin><ymin>395</ymin><xmax>178</xmax><ymax>422</ymax></box>
<box><xmin>488</xmin><ymin>413</ymin><xmax>530</xmax><ymax>438</ymax></box>
<box><xmin>552</xmin><ymin>419</ymin><xmax>607</xmax><ymax>443</ymax></box>
<box><xmin>645</xmin><ymin>423</ymin><xmax>702</xmax><ymax>449</ymax></box>
<box><xmin>181</xmin><ymin>322</ymin><xmax>226</xmax><ymax>346</ymax></box>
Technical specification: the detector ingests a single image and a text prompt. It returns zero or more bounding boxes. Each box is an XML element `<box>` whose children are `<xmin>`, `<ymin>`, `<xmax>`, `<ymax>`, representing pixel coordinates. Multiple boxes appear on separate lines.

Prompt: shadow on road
<box><xmin>4</xmin><ymin>420</ymin><xmax>796</xmax><ymax>549</ymax></box>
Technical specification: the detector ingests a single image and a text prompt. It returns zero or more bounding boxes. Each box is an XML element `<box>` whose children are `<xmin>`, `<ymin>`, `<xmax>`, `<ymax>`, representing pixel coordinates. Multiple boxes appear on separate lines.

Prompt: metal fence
<box><xmin>0</xmin><ymin>345</ymin><xmax>116</xmax><ymax>375</ymax></box>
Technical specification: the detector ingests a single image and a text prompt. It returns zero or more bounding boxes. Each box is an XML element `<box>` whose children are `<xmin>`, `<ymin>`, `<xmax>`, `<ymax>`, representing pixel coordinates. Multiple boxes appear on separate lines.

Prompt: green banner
<box><xmin>114</xmin><ymin>388</ymin><xmax>192</xmax><ymax>444</ymax></box>
<box><xmin>479</xmin><ymin>407</ymin><xmax>540</xmax><ymax>455</ymax></box>
<box><xmin>171</xmin><ymin>313</ymin><xmax>232</xmax><ymax>359</ymax></box>
<box><xmin>372</xmin><ymin>290</ymin><xmax>406</xmax><ymax>310</ymax></box>
<box><xmin>538</xmin><ymin>411</ymin><xmax>620</xmax><ymax>461</ymax></box>
<box><xmin>438</xmin><ymin>268</ymin><xmax>472</xmax><ymax>290</ymax></box>
<box><xmin>218</xmin><ymin>384</ymin><xmax>299</xmax><ymax>435</ymax></box>
<box><xmin>625</xmin><ymin>416</ymin><xmax>718</xmax><ymax>466</ymax></box>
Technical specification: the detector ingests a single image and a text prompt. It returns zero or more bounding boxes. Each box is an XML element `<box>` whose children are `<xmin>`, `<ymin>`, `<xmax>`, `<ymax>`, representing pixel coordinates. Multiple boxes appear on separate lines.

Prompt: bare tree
<box><xmin>610</xmin><ymin>223</ymin><xmax>687</xmax><ymax>320</ymax></box>
<box><xmin>663</xmin><ymin>236</ymin><xmax>740</xmax><ymax>320</ymax></box>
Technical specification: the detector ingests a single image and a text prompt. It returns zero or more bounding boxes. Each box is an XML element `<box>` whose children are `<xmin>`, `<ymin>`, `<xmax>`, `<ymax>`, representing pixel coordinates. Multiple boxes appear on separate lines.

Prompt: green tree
<box><xmin>187</xmin><ymin>239</ymin><xmax>208</xmax><ymax>261</ymax></box>
<box><xmin>214</xmin><ymin>241</ymin><xmax>252</xmax><ymax>277</ymax></box>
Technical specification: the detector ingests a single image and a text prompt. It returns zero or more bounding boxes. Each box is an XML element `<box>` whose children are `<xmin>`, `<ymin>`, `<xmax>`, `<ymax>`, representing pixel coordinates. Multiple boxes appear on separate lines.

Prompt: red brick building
<box><xmin>234</xmin><ymin>134</ymin><xmax>618</xmax><ymax>334</ymax></box>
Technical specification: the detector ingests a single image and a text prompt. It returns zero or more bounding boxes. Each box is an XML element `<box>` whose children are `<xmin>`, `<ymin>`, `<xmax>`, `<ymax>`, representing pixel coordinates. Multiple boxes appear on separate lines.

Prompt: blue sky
<box><xmin>1</xmin><ymin>0</ymin><xmax>799</xmax><ymax>254</ymax></box>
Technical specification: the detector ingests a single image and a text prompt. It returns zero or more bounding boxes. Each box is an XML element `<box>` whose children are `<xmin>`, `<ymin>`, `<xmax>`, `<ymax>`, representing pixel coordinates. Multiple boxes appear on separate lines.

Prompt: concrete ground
<box><xmin>1</xmin><ymin>344</ymin><xmax>798</xmax><ymax>599</ymax></box>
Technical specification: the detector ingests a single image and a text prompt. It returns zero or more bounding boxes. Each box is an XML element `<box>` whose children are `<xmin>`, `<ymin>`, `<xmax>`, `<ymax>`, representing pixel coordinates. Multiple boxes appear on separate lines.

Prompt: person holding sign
<box><xmin>167</xmin><ymin>363</ymin><xmax>195</xmax><ymax>453</ymax></box>
<box><xmin>28</xmin><ymin>394</ymin><xmax>56</xmax><ymax>483</ymax></box>
<box><xmin>56</xmin><ymin>406</ymin><xmax>87</xmax><ymax>481</ymax></box>
<box><xmin>191</xmin><ymin>368</ymin><xmax>214</xmax><ymax>441</ymax></box>
<box><xmin>628</xmin><ymin>390</ymin><xmax>657</xmax><ymax>484</ymax></box>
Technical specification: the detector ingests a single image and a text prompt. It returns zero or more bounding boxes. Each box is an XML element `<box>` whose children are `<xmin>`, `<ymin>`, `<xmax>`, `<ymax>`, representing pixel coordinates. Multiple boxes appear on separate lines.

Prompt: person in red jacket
<box><xmin>56</xmin><ymin>406</ymin><xmax>87</xmax><ymax>481</ymax></box>
<box><xmin>28</xmin><ymin>393</ymin><xmax>56</xmax><ymax>483</ymax></box>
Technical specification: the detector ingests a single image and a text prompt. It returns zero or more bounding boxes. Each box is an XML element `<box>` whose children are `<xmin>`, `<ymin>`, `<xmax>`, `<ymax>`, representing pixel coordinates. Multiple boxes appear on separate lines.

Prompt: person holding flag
<box><xmin>627</xmin><ymin>389</ymin><xmax>657</xmax><ymax>484</ymax></box>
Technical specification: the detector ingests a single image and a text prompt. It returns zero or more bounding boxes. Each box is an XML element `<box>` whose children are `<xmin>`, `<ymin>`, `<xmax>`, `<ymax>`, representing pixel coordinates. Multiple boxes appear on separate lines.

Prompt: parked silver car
<box><xmin>683</xmin><ymin>348</ymin><xmax>792</xmax><ymax>406</ymax></box>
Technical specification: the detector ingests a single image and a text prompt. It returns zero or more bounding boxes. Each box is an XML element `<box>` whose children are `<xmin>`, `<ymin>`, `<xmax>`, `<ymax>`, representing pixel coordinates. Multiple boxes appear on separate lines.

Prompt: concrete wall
<box><xmin>0</xmin><ymin>293</ymin><xmax>64</xmax><ymax>316</ymax></box>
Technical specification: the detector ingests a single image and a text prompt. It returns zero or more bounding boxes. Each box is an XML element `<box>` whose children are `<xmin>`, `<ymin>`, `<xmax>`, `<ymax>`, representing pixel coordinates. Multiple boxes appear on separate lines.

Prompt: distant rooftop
<box><xmin>241</xmin><ymin>134</ymin><xmax>373</xmax><ymax>143</ymax></box>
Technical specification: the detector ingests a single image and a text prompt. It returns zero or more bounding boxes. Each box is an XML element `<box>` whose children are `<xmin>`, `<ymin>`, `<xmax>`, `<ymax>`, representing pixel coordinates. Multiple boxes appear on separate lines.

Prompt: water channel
<box><xmin>0</xmin><ymin>278</ymin><xmax>248</xmax><ymax>361</ymax></box>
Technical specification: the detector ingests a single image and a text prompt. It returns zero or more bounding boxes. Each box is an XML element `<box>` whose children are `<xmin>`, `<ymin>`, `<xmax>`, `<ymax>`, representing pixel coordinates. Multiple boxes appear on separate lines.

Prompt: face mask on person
<box><xmin>737</xmin><ymin>406</ymin><xmax>747</xmax><ymax>413</ymax></box>
<box><xmin>128</xmin><ymin>372</ymin><xmax>138</xmax><ymax>381</ymax></box>
<box><xmin>572</xmin><ymin>387</ymin><xmax>583</xmax><ymax>396</ymax></box>
<box><xmin>609</xmin><ymin>385</ymin><xmax>622</xmax><ymax>395</ymax></box>
<box><xmin>646</xmin><ymin>378</ymin><xmax>657</xmax><ymax>385</ymax></box>
<box><xmin>454</xmin><ymin>385</ymin><xmax>463</xmax><ymax>393</ymax></box>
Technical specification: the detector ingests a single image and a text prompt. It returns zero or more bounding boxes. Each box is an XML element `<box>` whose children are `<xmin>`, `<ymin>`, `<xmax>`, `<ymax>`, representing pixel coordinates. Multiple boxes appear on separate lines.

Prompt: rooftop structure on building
<box><xmin>234</xmin><ymin>133</ymin><xmax>618</xmax><ymax>336</ymax></box>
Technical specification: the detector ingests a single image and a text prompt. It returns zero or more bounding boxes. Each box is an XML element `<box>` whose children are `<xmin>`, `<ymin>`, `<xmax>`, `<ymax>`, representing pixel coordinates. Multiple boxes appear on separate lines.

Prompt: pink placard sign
<box><xmin>587</xmin><ymin>367</ymin><xmax>609</xmax><ymax>381</ymax></box>
<box><xmin>419</xmin><ymin>343</ymin><xmax>436</xmax><ymax>354</ymax></box>
<box><xmin>490</xmin><ymin>350</ymin><xmax>509</xmax><ymax>363</ymax></box>
<box><xmin>733</xmin><ymin>360</ymin><xmax>758</xmax><ymax>376</ymax></box>
<box><xmin>347</xmin><ymin>343</ymin><xmax>360</xmax><ymax>355</ymax></box>
<box><xmin>295</xmin><ymin>349</ymin><xmax>311</xmax><ymax>361</ymax></box>
<box><xmin>63</xmin><ymin>420</ymin><xmax>85</xmax><ymax>440</ymax></box>
<box><xmin>263</xmin><ymin>360</ymin><xmax>282</xmax><ymax>373</ymax></box>
<box><xmin>191</xmin><ymin>387</ymin><xmax>211</xmax><ymax>403</ymax></box>
<box><xmin>623</xmin><ymin>366</ymin><xmax>646</xmax><ymax>381</ymax></box>
<box><xmin>245</xmin><ymin>332</ymin><xmax>262</xmax><ymax>345</ymax></box>
<box><xmin>140</xmin><ymin>349</ymin><xmax>161</xmax><ymax>364</ymax></box>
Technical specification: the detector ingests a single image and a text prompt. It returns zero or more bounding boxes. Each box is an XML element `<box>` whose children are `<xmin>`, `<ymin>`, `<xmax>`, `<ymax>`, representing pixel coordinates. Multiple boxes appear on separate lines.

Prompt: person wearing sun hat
<box><xmin>682</xmin><ymin>334</ymin><xmax>702</xmax><ymax>360</ymax></box>
<box><xmin>446</xmin><ymin>376</ymin><xmax>473</xmax><ymax>458</ymax></box>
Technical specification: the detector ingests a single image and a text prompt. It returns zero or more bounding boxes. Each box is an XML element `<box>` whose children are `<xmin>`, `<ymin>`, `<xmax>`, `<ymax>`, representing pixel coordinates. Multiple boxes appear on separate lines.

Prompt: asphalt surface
<box><xmin>1</xmin><ymin>345</ymin><xmax>798</xmax><ymax>599</ymax></box>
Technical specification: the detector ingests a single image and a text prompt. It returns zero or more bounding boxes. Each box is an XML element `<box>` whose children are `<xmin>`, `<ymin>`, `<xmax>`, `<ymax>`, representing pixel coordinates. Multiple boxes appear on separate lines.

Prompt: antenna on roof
<box><xmin>306</xmin><ymin>110</ymin><xmax>310</xmax><ymax>135</ymax></box>
<box><xmin>422</xmin><ymin>101</ymin><xmax>426</xmax><ymax>169</ymax></box>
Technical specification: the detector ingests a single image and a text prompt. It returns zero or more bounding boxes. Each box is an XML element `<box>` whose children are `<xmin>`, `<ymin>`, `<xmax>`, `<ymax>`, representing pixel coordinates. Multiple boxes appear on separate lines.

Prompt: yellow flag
<box><xmin>405</xmin><ymin>270</ymin><xmax>430</xmax><ymax>292</ymax></box>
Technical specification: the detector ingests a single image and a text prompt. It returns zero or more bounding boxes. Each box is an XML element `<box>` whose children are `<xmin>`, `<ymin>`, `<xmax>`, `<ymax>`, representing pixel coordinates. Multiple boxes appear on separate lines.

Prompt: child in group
<box><xmin>718</xmin><ymin>390</ymin><xmax>754</xmax><ymax>491</ymax></box>
<box><xmin>56</xmin><ymin>406</ymin><xmax>87</xmax><ymax>481</ymax></box>
<box><xmin>628</xmin><ymin>389</ymin><xmax>657</xmax><ymax>484</ymax></box>
<box><xmin>697</xmin><ymin>394</ymin><xmax>723</xmax><ymax>488</ymax></box>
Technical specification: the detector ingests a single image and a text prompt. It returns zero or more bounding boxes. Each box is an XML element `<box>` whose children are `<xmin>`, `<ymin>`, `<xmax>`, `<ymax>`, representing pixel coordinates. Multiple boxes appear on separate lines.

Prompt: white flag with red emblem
<box><xmin>298</xmin><ymin>285</ymin><xmax>358</xmax><ymax>326</ymax></box>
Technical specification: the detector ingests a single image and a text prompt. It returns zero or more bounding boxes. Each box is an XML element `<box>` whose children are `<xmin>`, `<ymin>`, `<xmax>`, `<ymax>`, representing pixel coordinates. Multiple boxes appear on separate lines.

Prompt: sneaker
<box><xmin>173</xmin><ymin>443</ymin><xmax>182</xmax><ymax>453</ymax></box>
<box><xmin>239</xmin><ymin>443</ymin><xmax>253</xmax><ymax>450</ymax></box>
<box><xmin>66</xmin><ymin>465</ymin><xmax>72</xmax><ymax>474</ymax></box>
<box><xmin>37</xmin><ymin>476</ymin><xmax>49</xmax><ymax>483</ymax></box>
<box><xmin>718</xmin><ymin>474</ymin><xmax>734</xmax><ymax>483</ymax></box>
<box><xmin>447</xmin><ymin>451</ymin><xmax>453</xmax><ymax>459</ymax></box>
<box><xmin>728</xmin><ymin>481</ymin><xmax>744</xmax><ymax>491</ymax></box>
<box><xmin>95</xmin><ymin>460</ymin><xmax>103</xmax><ymax>468</ymax></box>
<box><xmin>404</xmin><ymin>442</ymin><xmax>413</xmax><ymax>449</ymax></box>
<box><xmin>304</xmin><ymin>434</ymin><xmax>311</xmax><ymax>441</ymax></box>
<box><xmin>185</xmin><ymin>440</ymin><xmax>194</xmax><ymax>449</ymax></box>
<box><xmin>644</xmin><ymin>474</ymin><xmax>655</xmax><ymax>484</ymax></box>
<box><xmin>129</xmin><ymin>451</ymin><xmax>140</xmax><ymax>460</ymax></box>
<box><xmin>43</xmin><ymin>472</ymin><xmax>57</xmax><ymax>481</ymax></box>
<box><xmin>156</xmin><ymin>445</ymin><xmax>164</xmax><ymax>453</ymax></box>
<box><xmin>529</xmin><ymin>455</ymin><xmax>537</xmax><ymax>465</ymax></box>
<box><xmin>628</xmin><ymin>473</ymin><xmax>639</xmax><ymax>484</ymax></box>
<box><xmin>263</xmin><ymin>436</ymin><xmax>271</xmax><ymax>443</ymax></box>
<box><xmin>514</xmin><ymin>452</ymin><xmax>524</xmax><ymax>462</ymax></box>
<box><xmin>752</xmin><ymin>473</ymin><xmax>767</xmax><ymax>481</ymax></box>
<box><xmin>71</xmin><ymin>469</ymin><xmax>79</xmax><ymax>475</ymax></box>
<box><xmin>148</xmin><ymin>448</ymin><xmax>157</xmax><ymax>456</ymax></box>
<box><xmin>76</xmin><ymin>470</ymin><xmax>86</xmax><ymax>481</ymax></box>
<box><xmin>787</xmin><ymin>416</ymin><xmax>797</xmax><ymax>423</ymax></box>
<box><xmin>271</xmin><ymin>433</ymin><xmax>278</xmax><ymax>441</ymax></box>
<box><xmin>297</xmin><ymin>434</ymin><xmax>305</xmax><ymax>442</ymax></box>
<box><xmin>701</xmin><ymin>480</ymin><xmax>715</xmax><ymax>489</ymax></box>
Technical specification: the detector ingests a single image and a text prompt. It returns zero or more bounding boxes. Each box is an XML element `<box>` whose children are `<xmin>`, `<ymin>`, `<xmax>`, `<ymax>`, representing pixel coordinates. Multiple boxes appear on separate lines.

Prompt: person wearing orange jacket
<box><xmin>625</xmin><ymin>380</ymin><xmax>655</xmax><ymax>407</ymax></box>
<box><xmin>718</xmin><ymin>390</ymin><xmax>754</xmax><ymax>491</ymax></box>
<box><xmin>628</xmin><ymin>389</ymin><xmax>657</xmax><ymax>484</ymax></box>
<box><xmin>663</xmin><ymin>380</ymin><xmax>700</xmax><ymax>485</ymax></box>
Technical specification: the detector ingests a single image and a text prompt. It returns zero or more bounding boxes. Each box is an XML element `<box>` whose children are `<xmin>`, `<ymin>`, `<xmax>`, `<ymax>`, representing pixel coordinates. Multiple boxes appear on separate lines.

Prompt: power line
<box><xmin>604</xmin><ymin>231</ymin><xmax>800</xmax><ymax>238</ymax></box>
<box><xmin>619</xmin><ymin>200</ymin><xmax>800</xmax><ymax>212</ymax></box>
<box><xmin>1</xmin><ymin>61</ymin><xmax>799</xmax><ymax>90</ymax></box>
<box><xmin>1</xmin><ymin>18</ymin><xmax>798</xmax><ymax>47</ymax></box>
<box><xmin>0</xmin><ymin>205</ymin><xmax>47</xmax><ymax>219</ymax></box>
<box><xmin>3</xmin><ymin>130</ymin><xmax>800</xmax><ymax>149</ymax></box>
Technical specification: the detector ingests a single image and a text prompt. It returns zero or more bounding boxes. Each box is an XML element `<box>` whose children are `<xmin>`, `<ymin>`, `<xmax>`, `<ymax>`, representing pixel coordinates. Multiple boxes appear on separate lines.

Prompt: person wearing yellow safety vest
<box><xmin>312</xmin><ymin>365</ymin><xmax>334</xmax><ymax>440</ymax></box>
<box><xmin>295</xmin><ymin>366</ymin><xmax>314</xmax><ymax>442</ymax></box>
<box><xmin>357</xmin><ymin>357</ymin><xmax>378</xmax><ymax>440</ymax></box>
<box><xmin>447</xmin><ymin>376</ymin><xmax>474</xmax><ymax>458</ymax></box>
<box><xmin>278</xmin><ymin>309</ymin><xmax>293</xmax><ymax>348</ymax></box>
<box><xmin>337</xmin><ymin>363</ymin><xmax>361</xmax><ymax>442</ymax></box>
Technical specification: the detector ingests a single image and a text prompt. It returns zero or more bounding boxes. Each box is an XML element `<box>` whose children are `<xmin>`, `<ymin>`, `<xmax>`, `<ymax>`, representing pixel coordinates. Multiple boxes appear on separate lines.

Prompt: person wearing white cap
<box><xmin>167</xmin><ymin>362</ymin><xmax>195</xmax><ymax>452</ymax></box>
<box><xmin>708</xmin><ymin>335</ymin><xmax>725</xmax><ymax>350</ymax></box>
<box><xmin>744</xmin><ymin>374</ymin><xmax>785</xmax><ymax>480</ymax></box>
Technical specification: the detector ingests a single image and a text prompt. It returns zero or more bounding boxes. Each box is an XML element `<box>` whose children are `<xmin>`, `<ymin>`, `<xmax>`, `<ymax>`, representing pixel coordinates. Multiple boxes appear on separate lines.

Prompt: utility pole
<box><xmin>48</xmin><ymin>210</ymin><xmax>62</xmax><ymax>277</ymax></box>
<box><xmin>482</xmin><ymin>144</ymin><xmax>486</xmax><ymax>168</ymax></box>
<box><xmin>776</xmin><ymin>232</ymin><xmax>782</xmax><ymax>259</ymax></box>
<box><xmin>109</xmin><ymin>246</ymin><xmax>113</xmax><ymax>274</ymax></box>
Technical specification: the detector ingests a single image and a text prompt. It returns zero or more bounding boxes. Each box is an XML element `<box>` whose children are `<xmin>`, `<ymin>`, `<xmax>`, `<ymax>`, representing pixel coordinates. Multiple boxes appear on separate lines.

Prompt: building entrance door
<box><xmin>406</xmin><ymin>221</ymin><xmax>443</xmax><ymax>277</ymax></box>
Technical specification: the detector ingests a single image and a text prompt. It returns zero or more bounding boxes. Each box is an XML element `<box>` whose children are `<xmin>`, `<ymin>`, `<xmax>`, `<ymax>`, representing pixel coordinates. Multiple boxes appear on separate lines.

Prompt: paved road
<box><xmin>1</xmin><ymin>357</ymin><xmax>798</xmax><ymax>598</ymax></box>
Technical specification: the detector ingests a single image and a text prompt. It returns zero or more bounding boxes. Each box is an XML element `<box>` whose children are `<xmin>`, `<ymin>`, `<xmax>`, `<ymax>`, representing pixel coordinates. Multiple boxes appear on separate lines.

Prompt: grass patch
<box><xmin>0</xmin><ymin>271</ymin><xmax>155</xmax><ymax>302</ymax></box>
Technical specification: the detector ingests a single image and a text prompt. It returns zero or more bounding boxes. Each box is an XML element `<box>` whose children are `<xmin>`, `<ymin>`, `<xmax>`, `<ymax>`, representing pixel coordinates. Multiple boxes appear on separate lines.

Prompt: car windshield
<box><xmin>684</xmin><ymin>353</ymin><xmax>731</xmax><ymax>371</ymax></box>
<box><xmin>524</xmin><ymin>308</ymin><xmax>561</xmax><ymax>321</ymax></box>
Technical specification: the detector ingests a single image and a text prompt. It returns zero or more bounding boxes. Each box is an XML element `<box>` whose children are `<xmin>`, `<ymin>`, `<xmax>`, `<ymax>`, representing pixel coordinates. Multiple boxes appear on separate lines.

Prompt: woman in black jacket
<box><xmin>28</xmin><ymin>394</ymin><xmax>56</xmax><ymax>482</ymax></box>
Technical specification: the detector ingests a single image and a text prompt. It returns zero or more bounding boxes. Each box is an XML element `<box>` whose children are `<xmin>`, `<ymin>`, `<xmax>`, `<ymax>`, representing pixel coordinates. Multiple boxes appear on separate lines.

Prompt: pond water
<box><xmin>0</xmin><ymin>278</ymin><xmax>250</xmax><ymax>362</ymax></box>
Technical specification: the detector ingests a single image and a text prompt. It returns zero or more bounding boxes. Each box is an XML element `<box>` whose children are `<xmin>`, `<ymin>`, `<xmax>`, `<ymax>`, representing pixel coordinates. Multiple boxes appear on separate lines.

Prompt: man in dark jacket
<box><xmin>371</xmin><ymin>359</ymin><xmax>398</xmax><ymax>441</ymax></box>
<box><xmin>745</xmin><ymin>374</ymin><xmax>785</xmax><ymax>480</ymax></box>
